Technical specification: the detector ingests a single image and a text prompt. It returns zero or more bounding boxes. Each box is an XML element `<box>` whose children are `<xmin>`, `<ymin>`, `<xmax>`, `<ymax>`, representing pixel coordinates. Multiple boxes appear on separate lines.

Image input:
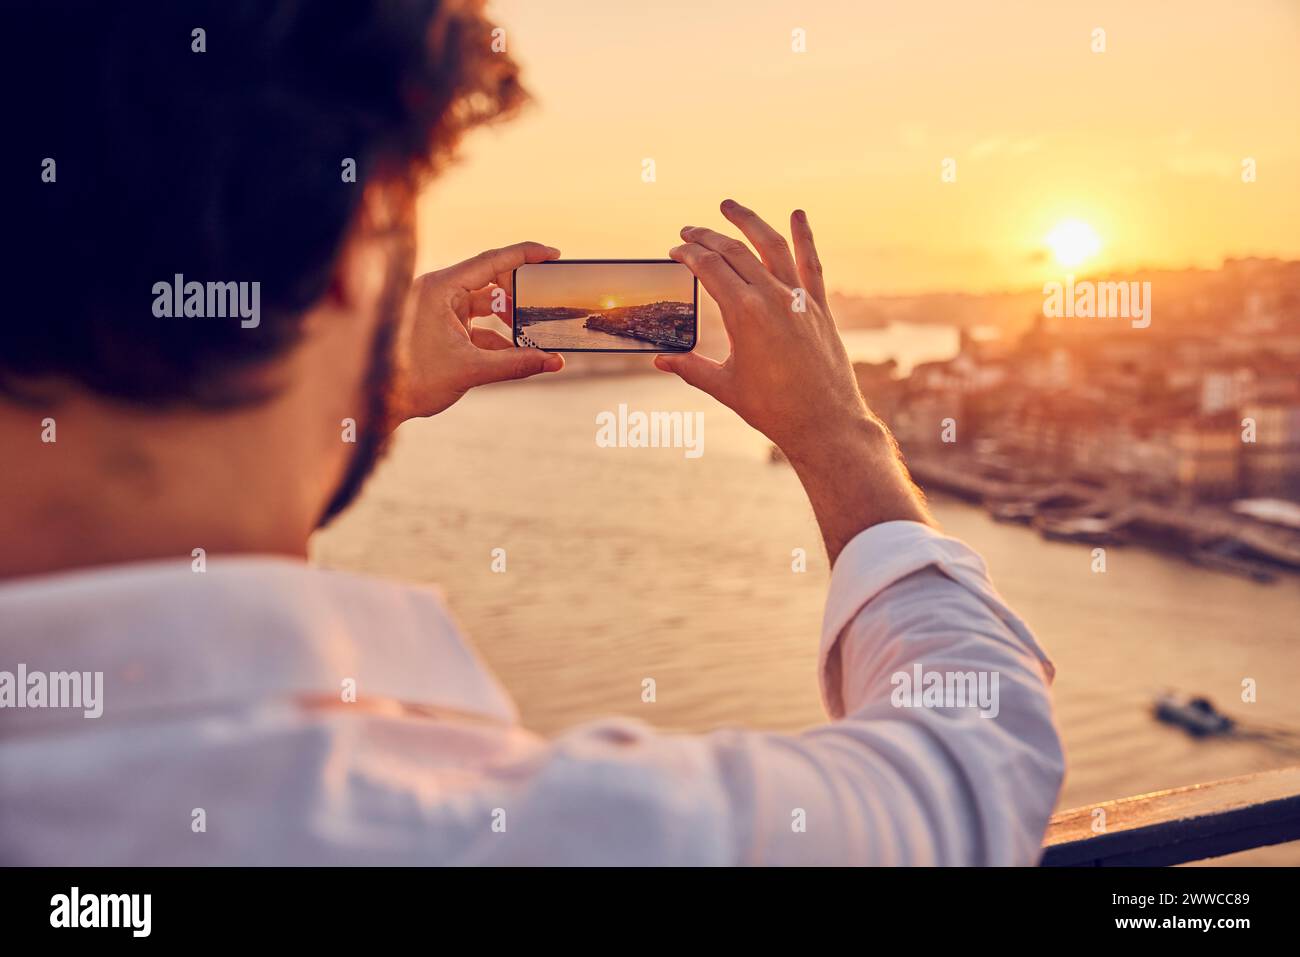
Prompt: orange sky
<box><xmin>417</xmin><ymin>0</ymin><xmax>1300</xmax><ymax>296</ymax></box>
<box><xmin>515</xmin><ymin>261</ymin><xmax>693</xmax><ymax>309</ymax></box>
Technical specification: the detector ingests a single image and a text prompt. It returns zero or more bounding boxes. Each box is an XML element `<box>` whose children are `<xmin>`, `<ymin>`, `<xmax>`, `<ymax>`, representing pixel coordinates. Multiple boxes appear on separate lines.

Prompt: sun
<box><xmin>600</xmin><ymin>295</ymin><xmax>619</xmax><ymax>310</ymax></box>
<box><xmin>1045</xmin><ymin>219</ymin><xmax>1102</xmax><ymax>269</ymax></box>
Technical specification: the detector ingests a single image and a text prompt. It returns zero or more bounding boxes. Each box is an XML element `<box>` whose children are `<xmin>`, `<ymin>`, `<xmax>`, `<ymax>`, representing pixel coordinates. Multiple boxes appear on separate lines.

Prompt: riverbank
<box><xmin>901</xmin><ymin>453</ymin><xmax>1300</xmax><ymax>582</ymax></box>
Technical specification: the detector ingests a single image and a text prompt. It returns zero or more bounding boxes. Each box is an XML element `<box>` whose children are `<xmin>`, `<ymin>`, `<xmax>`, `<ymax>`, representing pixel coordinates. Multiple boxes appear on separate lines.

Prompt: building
<box><xmin>1241</xmin><ymin>403</ymin><xmax>1300</xmax><ymax>497</ymax></box>
<box><xmin>1171</xmin><ymin>416</ymin><xmax>1241</xmax><ymax>501</ymax></box>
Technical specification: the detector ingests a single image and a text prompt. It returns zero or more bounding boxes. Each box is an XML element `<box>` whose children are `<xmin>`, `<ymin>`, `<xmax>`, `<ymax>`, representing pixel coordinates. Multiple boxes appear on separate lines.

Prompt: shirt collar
<box><xmin>0</xmin><ymin>556</ymin><xmax>518</xmax><ymax>728</ymax></box>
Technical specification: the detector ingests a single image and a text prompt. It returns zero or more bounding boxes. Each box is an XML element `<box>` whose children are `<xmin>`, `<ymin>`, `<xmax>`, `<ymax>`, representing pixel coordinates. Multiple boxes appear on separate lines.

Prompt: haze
<box><xmin>515</xmin><ymin>262</ymin><xmax>692</xmax><ymax>310</ymax></box>
<box><xmin>416</xmin><ymin>0</ymin><xmax>1299</xmax><ymax>296</ymax></box>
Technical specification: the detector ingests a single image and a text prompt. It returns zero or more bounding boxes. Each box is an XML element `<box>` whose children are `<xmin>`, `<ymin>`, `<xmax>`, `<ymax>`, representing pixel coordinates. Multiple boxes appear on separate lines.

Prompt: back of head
<box><xmin>7</xmin><ymin>0</ymin><xmax>524</xmax><ymax>408</ymax></box>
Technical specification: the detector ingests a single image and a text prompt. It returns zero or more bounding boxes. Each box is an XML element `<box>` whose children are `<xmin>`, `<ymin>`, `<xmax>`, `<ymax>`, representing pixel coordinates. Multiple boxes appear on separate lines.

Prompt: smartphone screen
<box><xmin>512</xmin><ymin>259</ymin><xmax>697</xmax><ymax>353</ymax></box>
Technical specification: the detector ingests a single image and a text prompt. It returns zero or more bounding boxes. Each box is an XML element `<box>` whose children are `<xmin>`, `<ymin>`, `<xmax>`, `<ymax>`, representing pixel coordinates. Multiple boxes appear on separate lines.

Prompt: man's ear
<box><xmin>325</xmin><ymin>181</ymin><xmax>416</xmax><ymax>314</ymax></box>
<box><xmin>323</xmin><ymin>218</ymin><xmax>379</xmax><ymax>314</ymax></box>
<box><xmin>322</xmin><ymin>266</ymin><xmax>351</xmax><ymax>309</ymax></box>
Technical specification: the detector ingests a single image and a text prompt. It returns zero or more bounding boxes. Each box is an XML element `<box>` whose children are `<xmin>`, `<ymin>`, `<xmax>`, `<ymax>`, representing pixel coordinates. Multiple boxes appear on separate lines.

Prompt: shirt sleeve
<box><xmin>702</xmin><ymin>520</ymin><xmax>1065</xmax><ymax>865</ymax></box>
<box><xmin>487</xmin><ymin>521</ymin><xmax>1065</xmax><ymax>866</ymax></box>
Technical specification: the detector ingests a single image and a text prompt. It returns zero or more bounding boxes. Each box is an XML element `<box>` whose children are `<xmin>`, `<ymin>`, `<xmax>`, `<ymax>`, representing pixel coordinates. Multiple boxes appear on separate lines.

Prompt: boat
<box><xmin>1153</xmin><ymin>692</ymin><xmax>1234</xmax><ymax>738</ymax></box>
<box><xmin>1037</xmin><ymin>516</ymin><xmax>1119</xmax><ymax>545</ymax></box>
<box><xmin>1188</xmin><ymin>545</ymin><xmax>1279</xmax><ymax>583</ymax></box>
<box><xmin>990</xmin><ymin>501</ymin><xmax>1037</xmax><ymax>525</ymax></box>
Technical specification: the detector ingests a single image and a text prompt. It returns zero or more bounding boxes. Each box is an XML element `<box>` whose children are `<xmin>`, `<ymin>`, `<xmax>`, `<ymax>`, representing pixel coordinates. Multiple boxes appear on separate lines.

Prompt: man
<box><xmin>1</xmin><ymin>1</ymin><xmax>1063</xmax><ymax>864</ymax></box>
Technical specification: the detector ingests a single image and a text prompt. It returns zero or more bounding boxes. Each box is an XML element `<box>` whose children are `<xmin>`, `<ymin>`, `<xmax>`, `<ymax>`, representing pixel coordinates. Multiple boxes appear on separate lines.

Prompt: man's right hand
<box><xmin>658</xmin><ymin>199</ymin><xmax>932</xmax><ymax>561</ymax></box>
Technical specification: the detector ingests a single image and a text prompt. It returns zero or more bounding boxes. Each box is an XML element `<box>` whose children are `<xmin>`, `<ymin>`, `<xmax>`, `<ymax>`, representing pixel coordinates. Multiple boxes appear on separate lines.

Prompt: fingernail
<box><xmin>547</xmin><ymin>246</ymin><xmax>561</xmax><ymax>256</ymax></box>
<box><xmin>721</xmin><ymin>199</ymin><xmax>736</xmax><ymax>210</ymax></box>
<box><xmin>653</xmin><ymin>356</ymin><xmax>671</xmax><ymax>371</ymax></box>
<box><xmin>795</xmin><ymin>209</ymin><xmax>807</xmax><ymax>222</ymax></box>
<box><xmin>543</xmin><ymin>354</ymin><xmax>563</xmax><ymax>372</ymax></box>
<box><xmin>680</xmin><ymin>226</ymin><xmax>694</xmax><ymax>234</ymax></box>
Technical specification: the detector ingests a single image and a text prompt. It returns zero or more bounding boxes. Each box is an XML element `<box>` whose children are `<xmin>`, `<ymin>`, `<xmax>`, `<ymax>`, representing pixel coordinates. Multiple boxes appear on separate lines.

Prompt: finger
<box><xmin>470</xmin><ymin>326</ymin><xmax>514</xmax><ymax>350</ymax></box>
<box><xmin>677</xmin><ymin>225</ymin><xmax>769</xmax><ymax>285</ymax></box>
<box><xmin>465</xmin><ymin>347</ymin><xmax>564</xmax><ymax>387</ymax></box>
<box><xmin>445</xmin><ymin>242</ymin><xmax>560</xmax><ymax>292</ymax></box>
<box><xmin>720</xmin><ymin>199</ymin><xmax>799</xmax><ymax>287</ymax></box>
<box><xmin>653</xmin><ymin>352</ymin><xmax>729</xmax><ymax>402</ymax></box>
<box><xmin>669</xmin><ymin>243</ymin><xmax>750</xmax><ymax>329</ymax></box>
<box><xmin>790</xmin><ymin>209</ymin><xmax>827</xmax><ymax>308</ymax></box>
<box><xmin>469</xmin><ymin>286</ymin><xmax>510</xmax><ymax>320</ymax></box>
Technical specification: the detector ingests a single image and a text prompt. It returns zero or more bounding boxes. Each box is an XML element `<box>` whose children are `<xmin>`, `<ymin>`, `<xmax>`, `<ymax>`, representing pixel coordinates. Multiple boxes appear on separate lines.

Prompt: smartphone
<box><xmin>512</xmin><ymin>259</ymin><xmax>697</xmax><ymax>353</ymax></box>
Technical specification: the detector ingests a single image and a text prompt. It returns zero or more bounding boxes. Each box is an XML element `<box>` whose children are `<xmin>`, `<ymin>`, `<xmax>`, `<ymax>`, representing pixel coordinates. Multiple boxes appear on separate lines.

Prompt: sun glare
<box><xmin>600</xmin><ymin>296</ymin><xmax>619</xmax><ymax>310</ymax></box>
<box><xmin>1045</xmin><ymin>219</ymin><xmax>1102</xmax><ymax>269</ymax></box>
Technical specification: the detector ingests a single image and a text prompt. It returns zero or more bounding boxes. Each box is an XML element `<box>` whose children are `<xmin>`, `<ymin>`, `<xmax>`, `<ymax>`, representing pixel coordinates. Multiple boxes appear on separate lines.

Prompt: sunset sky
<box><xmin>416</xmin><ymin>0</ymin><xmax>1300</xmax><ymax>297</ymax></box>
<box><xmin>515</xmin><ymin>261</ymin><xmax>693</xmax><ymax>310</ymax></box>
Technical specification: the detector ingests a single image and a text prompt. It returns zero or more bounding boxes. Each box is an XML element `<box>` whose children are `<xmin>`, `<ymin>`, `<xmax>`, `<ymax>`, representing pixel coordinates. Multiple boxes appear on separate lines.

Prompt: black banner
<box><xmin>0</xmin><ymin>865</ymin><xmax>1287</xmax><ymax>942</ymax></box>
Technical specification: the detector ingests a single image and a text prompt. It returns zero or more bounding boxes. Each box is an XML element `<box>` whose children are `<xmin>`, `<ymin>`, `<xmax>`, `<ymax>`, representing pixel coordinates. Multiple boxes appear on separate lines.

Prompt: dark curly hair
<box><xmin>6</xmin><ymin>0</ymin><xmax>525</xmax><ymax>406</ymax></box>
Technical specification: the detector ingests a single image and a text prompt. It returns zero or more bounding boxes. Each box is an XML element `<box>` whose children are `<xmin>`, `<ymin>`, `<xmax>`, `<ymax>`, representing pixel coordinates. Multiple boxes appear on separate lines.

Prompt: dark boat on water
<box><xmin>1154</xmin><ymin>692</ymin><xmax>1235</xmax><ymax>737</ymax></box>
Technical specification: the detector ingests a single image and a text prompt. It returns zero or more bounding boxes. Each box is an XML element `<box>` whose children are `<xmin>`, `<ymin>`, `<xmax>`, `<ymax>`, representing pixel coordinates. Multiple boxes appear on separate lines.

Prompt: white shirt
<box><xmin>0</xmin><ymin>521</ymin><xmax>1063</xmax><ymax>865</ymax></box>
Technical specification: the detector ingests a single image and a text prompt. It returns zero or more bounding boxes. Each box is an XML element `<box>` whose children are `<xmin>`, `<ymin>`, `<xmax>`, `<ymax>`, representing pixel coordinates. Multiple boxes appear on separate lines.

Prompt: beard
<box><xmin>314</xmin><ymin>242</ymin><xmax>414</xmax><ymax>529</ymax></box>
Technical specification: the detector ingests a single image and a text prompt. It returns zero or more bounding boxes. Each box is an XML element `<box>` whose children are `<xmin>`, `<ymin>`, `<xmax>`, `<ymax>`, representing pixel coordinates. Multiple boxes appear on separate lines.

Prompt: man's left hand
<box><xmin>396</xmin><ymin>241</ymin><xmax>564</xmax><ymax>420</ymax></box>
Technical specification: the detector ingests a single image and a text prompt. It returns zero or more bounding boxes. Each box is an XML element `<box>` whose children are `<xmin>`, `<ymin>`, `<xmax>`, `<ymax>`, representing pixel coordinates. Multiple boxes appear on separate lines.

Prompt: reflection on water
<box><xmin>314</xmin><ymin>322</ymin><xmax>1300</xmax><ymax>863</ymax></box>
<box><xmin>838</xmin><ymin>322</ymin><xmax>959</xmax><ymax>374</ymax></box>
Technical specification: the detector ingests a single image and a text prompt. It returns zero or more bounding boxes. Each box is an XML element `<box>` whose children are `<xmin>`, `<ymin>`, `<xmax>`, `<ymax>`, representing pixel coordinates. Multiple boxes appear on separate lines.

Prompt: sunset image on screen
<box><xmin>513</xmin><ymin>261</ymin><xmax>696</xmax><ymax>351</ymax></box>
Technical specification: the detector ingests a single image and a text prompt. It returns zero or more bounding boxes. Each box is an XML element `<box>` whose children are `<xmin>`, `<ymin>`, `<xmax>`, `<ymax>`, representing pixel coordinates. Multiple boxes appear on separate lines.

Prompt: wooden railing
<box><xmin>1041</xmin><ymin>765</ymin><xmax>1300</xmax><ymax>865</ymax></box>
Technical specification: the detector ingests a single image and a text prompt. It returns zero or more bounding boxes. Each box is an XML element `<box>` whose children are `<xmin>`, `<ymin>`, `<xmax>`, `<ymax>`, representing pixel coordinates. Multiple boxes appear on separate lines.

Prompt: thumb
<box><xmin>653</xmin><ymin>352</ymin><xmax>728</xmax><ymax>400</ymax></box>
<box><xmin>467</xmin><ymin>347</ymin><xmax>564</xmax><ymax>387</ymax></box>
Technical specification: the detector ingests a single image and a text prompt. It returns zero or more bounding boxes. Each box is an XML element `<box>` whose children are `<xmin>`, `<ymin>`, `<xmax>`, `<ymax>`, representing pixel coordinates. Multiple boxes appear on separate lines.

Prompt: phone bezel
<box><xmin>511</xmin><ymin>258</ymin><xmax>698</xmax><ymax>354</ymax></box>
